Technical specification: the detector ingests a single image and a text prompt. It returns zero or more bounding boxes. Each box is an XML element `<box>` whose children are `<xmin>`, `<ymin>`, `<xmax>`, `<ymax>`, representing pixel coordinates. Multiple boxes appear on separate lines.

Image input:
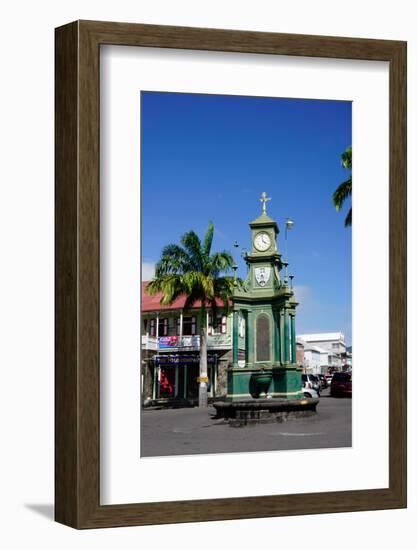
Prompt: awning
<box><xmin>153</xmin><ymin>354</ymin><xmax>218</xmax><ymax>367</ymax></box>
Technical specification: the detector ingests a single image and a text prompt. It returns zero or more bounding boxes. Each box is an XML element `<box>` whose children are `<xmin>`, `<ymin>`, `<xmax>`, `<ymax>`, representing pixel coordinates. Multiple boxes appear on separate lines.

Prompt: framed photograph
<box><xmin>55</xmin><ymin>20</ymin><xmax>406</xmax><ymax>528</ymax></box>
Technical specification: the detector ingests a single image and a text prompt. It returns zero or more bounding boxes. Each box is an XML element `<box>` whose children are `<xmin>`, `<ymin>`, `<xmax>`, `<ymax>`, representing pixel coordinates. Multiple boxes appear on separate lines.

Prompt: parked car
<box><xmin>302</xmin><ymin>384</ymin><xmax>320</xmax><ymax>399</ymax></box>
<box><xmin>302</xmin><ymin>374</ymin><xmax>320</xmax><ymax>399</ymax></box>
<box><xmin>310</xmin><ymin>374</ymin><xmax>322</xmax><ymax>394</ymax></box>
<box><xmin>330</xmin><ymin>372</ymin><xmax>352</xmax><ymax>397</ymax></box>
<box><xmin>302</xmin><ymin>374</ymin><xmax>321</xmax><ymax>395</ymax></box>
<box><xmin>317</xmin><ymin>374</ymin><xmax>328</xmax><ymax>389</ymax></box>
<box><xmin>325</xmin><ymin>374</ymin><xmax>333</xmax><ymax>386</ymax></box>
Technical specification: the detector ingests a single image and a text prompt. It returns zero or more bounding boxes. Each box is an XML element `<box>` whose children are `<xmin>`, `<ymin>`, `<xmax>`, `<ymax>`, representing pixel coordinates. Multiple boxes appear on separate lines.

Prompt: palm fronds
<box><xmin>146</xmin><ymin>222</ymin><xmax>235</xmax><ymax>310</ymax></box>
<box><xmin>333</xmin><ymin>146</ymin><xmax>352</xmax><ymax>227</ymax></box>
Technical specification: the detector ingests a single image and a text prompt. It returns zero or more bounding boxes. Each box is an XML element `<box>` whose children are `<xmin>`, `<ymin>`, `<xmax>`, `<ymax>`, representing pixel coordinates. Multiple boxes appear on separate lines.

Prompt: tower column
<box><xmin>284</xmin><ymin>307</ymin><xmax>290</xmax><ymax>364</ymax></box>
<box><xmin>274</xmin><ymin>310</ymin><xmax>281</xmax><ymax>365</ymax></box>
<box><xmin>246</xmin><ymin>310</ymin><xmax>254</xmax><ymax>365</ymax></box>
<box><xmin>280</xmin><ymin>310</ymin><xmax>285</xmax><ymax>364</ymax></box>
<box><xmin>232</xmin><ymin>309</ymin><xmax>239</xmax><ymax>366</ymax></box>
<box><xmin>290</xmin><ymin>312</ymin><xmax>296</xmax><ymax>365</ymax></box>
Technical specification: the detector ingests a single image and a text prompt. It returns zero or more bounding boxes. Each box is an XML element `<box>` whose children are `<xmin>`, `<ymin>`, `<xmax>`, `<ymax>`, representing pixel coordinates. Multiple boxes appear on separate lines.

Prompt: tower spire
<box><xmin>260</xmin><ymin>191</ymin><xmax>271</xmax><ymax>214</ymax></box>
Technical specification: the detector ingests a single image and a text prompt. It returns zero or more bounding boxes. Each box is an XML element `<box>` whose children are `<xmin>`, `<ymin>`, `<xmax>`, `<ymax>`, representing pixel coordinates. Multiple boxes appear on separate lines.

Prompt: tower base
<box><xmin>213</xmin><ymin>397</ymin><xmax>319</xmax><ymax>427</ymax></box>
<box><xmin>226</xmin><ymin>364</ymin><xmax>304</xmax><ymax>401</ymax></box>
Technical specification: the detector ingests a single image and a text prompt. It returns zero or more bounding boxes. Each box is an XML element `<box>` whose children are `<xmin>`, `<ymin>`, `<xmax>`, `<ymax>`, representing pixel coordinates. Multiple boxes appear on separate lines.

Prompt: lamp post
<box><xmin>284</xmin><ymin>217</ymin><xmax>295</xmax><ymax>263</ymax></box>
<box><xmin>233</xmin><ymin>240</ymin><xmax>239</xmax><ymax>286</ymax></box>
<box><xmin>285</xmin><ymin>217</ymin><xmax>295</xmax><ymax>240</ymax></box>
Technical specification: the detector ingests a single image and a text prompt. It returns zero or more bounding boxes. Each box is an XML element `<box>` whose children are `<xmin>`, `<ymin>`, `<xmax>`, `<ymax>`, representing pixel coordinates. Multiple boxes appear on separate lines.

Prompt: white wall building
<box><xmin>302</xmin><ymin>345</ymin><xmax>328</xmax><ymax>374</ymax></box>
<box><xmin>298</xmin><ymin>332</ymin><xmax>348</xmax><ymax>372</ymax></box>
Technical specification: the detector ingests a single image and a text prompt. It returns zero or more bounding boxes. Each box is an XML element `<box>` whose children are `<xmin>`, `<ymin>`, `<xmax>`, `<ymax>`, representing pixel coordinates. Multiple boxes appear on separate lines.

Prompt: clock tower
<box><xmin>226</xmin><ymin>192</ymin><xmax>303</xmax><ymax>401</ymax></box>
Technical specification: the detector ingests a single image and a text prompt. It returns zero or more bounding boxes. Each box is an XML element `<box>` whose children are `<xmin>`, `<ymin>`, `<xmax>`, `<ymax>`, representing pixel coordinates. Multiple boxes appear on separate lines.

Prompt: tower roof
<box><xmin>249</xmin><ymin>211</ymin><xmax>279</xmax><ymax>232</ymax></box>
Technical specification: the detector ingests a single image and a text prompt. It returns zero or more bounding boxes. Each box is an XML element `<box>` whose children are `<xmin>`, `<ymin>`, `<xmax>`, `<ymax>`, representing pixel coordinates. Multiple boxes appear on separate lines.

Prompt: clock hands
<box><xmin>255</xmin><ymin>233</ymin><xmax>270</xmax><ymax>251</ymax></box>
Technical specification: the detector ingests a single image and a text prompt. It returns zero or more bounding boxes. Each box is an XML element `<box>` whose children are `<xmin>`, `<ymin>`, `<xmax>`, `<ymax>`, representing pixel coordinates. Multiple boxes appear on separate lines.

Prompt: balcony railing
<box><xmin>141</xmin><ymin>335</ymin><xmax>158</xmax><ymax>350</ymax></box>
<box><xmin>141</xmin><ymin>334</ymin><xmax>231</xmax><ymax>351</ymax></box>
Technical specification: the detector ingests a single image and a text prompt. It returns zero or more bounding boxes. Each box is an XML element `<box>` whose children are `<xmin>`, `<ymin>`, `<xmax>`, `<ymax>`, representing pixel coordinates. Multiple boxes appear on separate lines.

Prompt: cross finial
<box><xmin>260</xmin><ymin>191</ymin><xmax>271</xmax><ymax>213</ymax></box>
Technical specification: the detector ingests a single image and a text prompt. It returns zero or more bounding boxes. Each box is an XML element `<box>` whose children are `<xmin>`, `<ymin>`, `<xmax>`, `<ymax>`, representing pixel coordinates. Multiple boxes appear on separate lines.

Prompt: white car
<box><xmin>302</xmin><ymin>383</ymin><xmax>320</xmax><ymax>399</ymax></box>
<box><xmin>302</xmin><ymin>373</ymin><xmax>321</xmax><ymax>395</ymax></box>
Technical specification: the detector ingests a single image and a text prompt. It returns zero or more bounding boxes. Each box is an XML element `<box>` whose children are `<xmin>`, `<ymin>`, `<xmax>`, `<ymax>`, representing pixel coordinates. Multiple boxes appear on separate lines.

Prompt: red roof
<box><xmin>141</xmin><ymin>281</ymin><xmax>231</xmax><ymax>312</ymax></box>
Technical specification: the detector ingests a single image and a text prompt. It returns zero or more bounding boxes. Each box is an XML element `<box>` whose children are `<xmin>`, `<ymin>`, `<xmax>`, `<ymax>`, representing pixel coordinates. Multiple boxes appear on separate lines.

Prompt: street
<box><xmin>141</xmin><ymin>389</ymin><xmax>352</xmax><ymax>457</ymax></box>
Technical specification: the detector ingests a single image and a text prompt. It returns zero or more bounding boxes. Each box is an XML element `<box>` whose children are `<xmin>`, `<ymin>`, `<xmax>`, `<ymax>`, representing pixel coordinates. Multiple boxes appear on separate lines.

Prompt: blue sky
<box><xmin>141</xmin><ymin>92</ymin><xmax>352</xmax><ymax>345</ymax></box>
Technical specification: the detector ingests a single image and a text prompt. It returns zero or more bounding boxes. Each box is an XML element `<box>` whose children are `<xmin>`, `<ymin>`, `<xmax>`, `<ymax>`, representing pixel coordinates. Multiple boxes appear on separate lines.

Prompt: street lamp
<box><xmin>284</xmin><ymin>218</ymin><xmax>295</xmax><ymax>264</ymax></box>
<box><xmin>232</xmin><ymin>241</ymin><xmax>239</xmax><ymax>286</ymax></box>
<box><xmin>285</xmin><ymin>217</ymin><xmax>295</xmax><ymax>240</ymax></box>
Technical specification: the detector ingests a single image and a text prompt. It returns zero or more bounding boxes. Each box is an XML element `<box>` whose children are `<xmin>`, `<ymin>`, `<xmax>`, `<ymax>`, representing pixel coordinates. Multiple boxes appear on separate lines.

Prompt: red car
<box><xmin>330</xmin><ymin>372</ymin><xmax>352</xmax><ymax>397</ymax></box>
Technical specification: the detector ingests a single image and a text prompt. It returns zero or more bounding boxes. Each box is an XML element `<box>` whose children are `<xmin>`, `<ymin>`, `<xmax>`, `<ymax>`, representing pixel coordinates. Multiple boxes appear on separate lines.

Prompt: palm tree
<box><xmin>146</xmin><ymin>222</ymin><xmax>235</xmax><ymax>407</ymax></box>
<box><xmin>333</xmin><ymin>146</ymin><xmax>352</xmax><ymax>227</ymax></box>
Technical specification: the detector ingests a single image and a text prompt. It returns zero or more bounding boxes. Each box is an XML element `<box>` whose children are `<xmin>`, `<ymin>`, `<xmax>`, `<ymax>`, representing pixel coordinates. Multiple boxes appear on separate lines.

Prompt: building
<box><xmin>297</xmin><ymin>332</ymin><xmax>349</xmax><ymax>373</ymax></box>
<box><xmin>296</xmin><ymin>337</ymin><xmax>328</xmax><ymax>374</ymax></box>
<box><xmin>296</xmin><ymin>338</ymin><xmax>305</xmax><ymax>366</ymax></box>
<box><xmin>301</xmin><ymin>345</ymin><xmax>328</xmax><ymax>374</ymax></box>
<box><xmin>141</xmin><ymin>284</ymin><xmax>232</xmax><ymax>404</ymax></box>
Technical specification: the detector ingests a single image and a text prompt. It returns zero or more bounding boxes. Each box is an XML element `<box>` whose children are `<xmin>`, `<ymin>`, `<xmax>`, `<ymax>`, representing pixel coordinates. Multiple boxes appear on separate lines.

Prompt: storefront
<box><xmin>151</xmin><ymin>353</ymin><xmax>219</xmax><ymax>402</ymax></box>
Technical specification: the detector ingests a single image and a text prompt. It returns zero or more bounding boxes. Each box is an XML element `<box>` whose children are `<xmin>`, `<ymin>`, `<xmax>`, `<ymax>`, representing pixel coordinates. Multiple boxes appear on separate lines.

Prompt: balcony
<box><xmin>141</xmin><ymin>334</ymin><xmax>158</xmax><ymax>350</ymax></box>
<box><xmin>141</xmin><ymin>334</ymin><xmax>231</xmax><ymax>351</ymax></box>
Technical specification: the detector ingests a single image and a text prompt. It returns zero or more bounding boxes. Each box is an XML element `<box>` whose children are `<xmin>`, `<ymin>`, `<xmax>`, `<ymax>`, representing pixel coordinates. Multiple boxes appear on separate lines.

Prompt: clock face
<box><xmin>254</xmin><ymin>232</ymin><xmax>271</xmax><ymax>252</ymax></box>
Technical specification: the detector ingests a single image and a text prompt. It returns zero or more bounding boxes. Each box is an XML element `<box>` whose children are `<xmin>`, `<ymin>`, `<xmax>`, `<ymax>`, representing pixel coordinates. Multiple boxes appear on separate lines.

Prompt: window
<box><xmin>208</xmin><ymin>314</ymin><xmax>227</xmax><ymax>335</ymax></box>
<box><xmin>332</xmin><ymin>343</ymin><xmax>339</xmax><ymax>349</ymax></box>
<box><xmin>158</xmin><ymin>318</ymin><xmax>168</xmax><ymax>337</ymax></box>
<box><xmin>149</xmin><ymin>318</ymin><xmax>169</xmax><ymax>337</ymax></box>
<box><xmin>183</xmin><ymin>316</ymin><xmax>196</xmax><ymax>336</ymax></box>
<box><xmin>333</xmin><ymin>372</ymin><xmax>351</xmax><ymax>381</ymax></box>
<box><xmin>167</xmin><ymin>317</ymin><xmax>178</xmax><ymax>336</ymax></box>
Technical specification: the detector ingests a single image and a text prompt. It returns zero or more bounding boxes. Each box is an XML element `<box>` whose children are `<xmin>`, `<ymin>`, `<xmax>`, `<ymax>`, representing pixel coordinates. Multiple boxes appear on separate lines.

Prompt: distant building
<box><xmin>296</xmin><ymin>339</ymin><xmax>305</xmax><ymax>366</ymax></box>
<box><xmin>303</xmin><ymin>345</ymin><xmax>328</xmax><ymax>374</ymax></box>
<box><xmin>297</xmin><ymin>332</ymin><xmax>349</xmax><ymax>373</ymax></box>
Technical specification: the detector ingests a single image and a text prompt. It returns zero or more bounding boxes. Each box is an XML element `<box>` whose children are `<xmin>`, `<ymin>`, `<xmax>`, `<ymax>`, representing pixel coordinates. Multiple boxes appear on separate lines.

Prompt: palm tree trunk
<box><xmin>199</xmin><ymin>312</ymin><xmax>208</xmax><ymax>407</ymax></box>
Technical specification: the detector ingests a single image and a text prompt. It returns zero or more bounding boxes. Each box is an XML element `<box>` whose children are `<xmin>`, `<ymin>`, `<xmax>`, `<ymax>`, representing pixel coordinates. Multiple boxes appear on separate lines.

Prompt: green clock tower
<box><xmin>226</xmin><ymin>192</ymin><xmax>303</xmax><ymax>401</ymax></box>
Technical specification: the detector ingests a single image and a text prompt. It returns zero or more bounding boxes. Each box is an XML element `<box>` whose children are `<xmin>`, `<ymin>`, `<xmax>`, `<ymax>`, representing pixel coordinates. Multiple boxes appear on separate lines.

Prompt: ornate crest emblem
<box><xmin>255</xmin><ymin>267</ymin><xmax>271</xmax><ymax>286</ymax></box>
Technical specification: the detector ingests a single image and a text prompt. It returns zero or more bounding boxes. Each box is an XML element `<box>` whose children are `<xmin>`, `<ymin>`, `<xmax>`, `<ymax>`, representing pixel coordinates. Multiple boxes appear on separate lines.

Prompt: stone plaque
<box><xmin>256</xmin><ymin>314</ymin><xmax>270</xmax><ymax>362</ymax></box>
